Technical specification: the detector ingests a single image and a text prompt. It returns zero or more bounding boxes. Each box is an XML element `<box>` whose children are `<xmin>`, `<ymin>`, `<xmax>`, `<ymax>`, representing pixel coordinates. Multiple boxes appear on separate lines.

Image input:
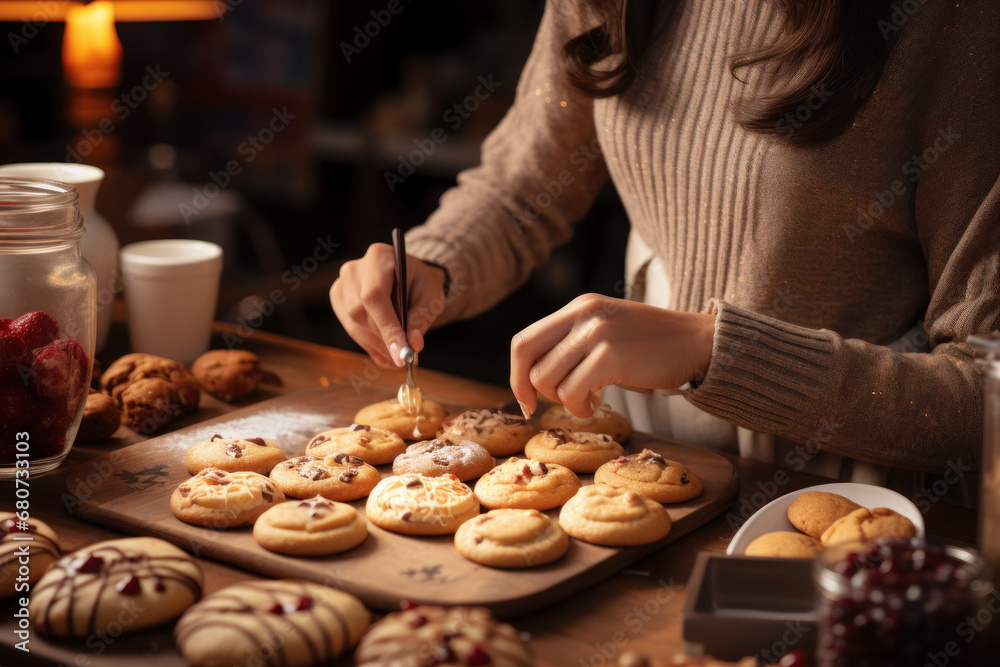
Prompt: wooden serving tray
<box><xmin>65</xmin><ymin>385</ymin><xmax>738</xmax><ymax>617</ymax></box>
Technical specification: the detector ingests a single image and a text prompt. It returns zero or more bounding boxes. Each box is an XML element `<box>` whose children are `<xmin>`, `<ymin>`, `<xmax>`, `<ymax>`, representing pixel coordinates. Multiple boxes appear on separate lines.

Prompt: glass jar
<box><xmin>969</xmin><ymin>333</ymin><xmax>1000</xmax><ymax>580</ymax></box>
<box><xmin>815</xmin><ymin>539</ymin><xmax>991</xmax><ymax>667</ymax></box>
<box><xmin>0</xmin><ymin>178</ymin><xmax>96</xmax><ymax>477</ymax></box>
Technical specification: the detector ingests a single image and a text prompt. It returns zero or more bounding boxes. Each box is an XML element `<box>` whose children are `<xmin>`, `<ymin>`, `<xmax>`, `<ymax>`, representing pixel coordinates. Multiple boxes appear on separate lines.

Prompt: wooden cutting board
<box><xmin>64</xmin><ymin>385</ymin><xmax>738</xmax><ymax>617</ymax></box>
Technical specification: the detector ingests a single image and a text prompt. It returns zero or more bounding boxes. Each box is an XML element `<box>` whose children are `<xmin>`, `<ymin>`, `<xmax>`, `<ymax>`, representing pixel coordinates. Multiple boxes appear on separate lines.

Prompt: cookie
<box><xmin>184</xmin><ymin>434</ymin><xmax>286</xmax><ymax>475</ymax></box>
<box><xmin>820</xmin><ymin>507</ymin><xmax>917</xmax><ymax>546</ymax></box>
<box><xmin>523</xmin><ymin>428</ymin><xmax>625</xmax><ymax>473</ymax></box>
<box><xmin>305</xmin><ymin>424</ymin><xmax>406</xmax><ymax>466</ymax></box>
<box><xmin>787</xmin><ymin>491</ymin><xmax>864</xmax><ymax>539</ymax></box>
<box><xmin>473</xmin><ymin>457</ymin><xmax>580</xmax><ymax>511</ymax></box>
<box><xmin>365</xmin><ymin>474</ymin><xmax>480</xmax><ymax>536</ymax></box>
<box><xmin>558</xmin><ymin>484</ymin><xmax>672</xmax><ymax>546</ymax></box>
<box><xmin>76</xmin><ymin>391</ymin><xmax>121</xmax><ymax>442</ymax></box>
<box><xmin>354</xmin><ymin>398</ymin><xmax>448</xmax><ymax>440</ymax></box>
<box><xmin>191</xmin><ymin>349</ymin><xmax>263</xmax><ymax>401</ymax></box>
<box><xmin>253</xmin><ymin>496</ymin><xmax>368</xmax><ymax>556</ymax></box>
<box><xmin>594</xmin><ymin>449</ymin><xmax>703</xmax><ymax>504</ymax></box>
<box><xmin>175</xmin><ymin>579</ymin><xmax>369</xmax><ymax>667</ymax></box>
<box><xmin>0</xmin><ymin>513</ymin><xmax>60</xmax><ymax>599</ymax></box>
<box><xmin>100</xmin><ymin>353</ymin><xmax>200</xmax><ymax>433</ymax></box>
<box><xmin>540</xmin><ymin>403</ymin><xmax>632</xmax><ymax>442</ymax></box>
<box><xmin>355</xmin><ymin>605</ymin><xmax>532</xmax><ymax>667</ymax></box>
<box><xmin>437</xmin><ymin>408</ymin><xmax>535</xmax><ymax>456</ymax></box>
<box><xmin>392</xmin><ymin>439</ymin><xmax>495</xmax><ymax>481</ymax></box>
<box><xmin>455</xmin><ymin>508</ymin><xmax>568</xmax><ymax>568</ymax></box>
<box><xmin>745</xmin><ymin>531</ymin><xmax>825</xmax><ymax>558</ymax></box>
<box><xmin>270</xmin><ymin>454</ymin><xmax>380</xmax><ymax>501</ymax></box>
<box><xmin>170</xmin><ymin>468</ymin><xmax>284</xmax><ymax>528</ymax></box>
<box><xmin>29</xmin><ymin>537</ymin><xmax>202</xmax><ymax>638</ymax></box>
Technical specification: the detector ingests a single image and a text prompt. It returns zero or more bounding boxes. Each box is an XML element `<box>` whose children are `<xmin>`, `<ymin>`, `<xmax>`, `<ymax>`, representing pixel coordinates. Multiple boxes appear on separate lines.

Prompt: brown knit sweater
<box><xmin>406</xmin><ymin>0</ymin><xmax>1000</xmax><ymax>473</ymax></box>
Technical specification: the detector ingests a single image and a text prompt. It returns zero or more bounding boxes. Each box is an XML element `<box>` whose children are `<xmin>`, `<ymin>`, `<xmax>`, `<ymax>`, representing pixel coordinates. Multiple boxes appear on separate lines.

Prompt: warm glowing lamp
<box><xmin>62</xmin><ymin>2</ymin><xmax>122</xmax><ymax>89</ymax></box>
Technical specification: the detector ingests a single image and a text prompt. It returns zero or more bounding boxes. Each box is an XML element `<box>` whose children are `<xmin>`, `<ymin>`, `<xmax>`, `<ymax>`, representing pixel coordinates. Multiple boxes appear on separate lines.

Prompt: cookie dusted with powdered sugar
<box><xmin>270</xmin><ymin>453</ymin><xmax>380</xmax><ymax>501</ymax></box>
<box><xmin>184</xmin><ymin>434</ymin><xmax>286</xmax><ymax>475</ymax></box>
<box><xmin>29</xmin><ymin>537</ymin><xmax>202</xmax><ymax>638</ymax></box>
<box><xmin>305</xmin><ymin>424</ymin><xmax>406</xmax><ymax>466</ymax></box>
<box><xmin>355</xmin><ymin>605</ymin><xmax>532</xmax><ymax>667</ymax></box>
<box><xmin>594</xmin><ymin>449</ymin><xmax>703</xmax><ymax>504</ymax></box>
<box><xmin>437</xmin><ymin>408</ymin><xmax>534</xmax><ymax>456</ymax></box>
<box><xmin>175</xmin><ymin>579</ymin><xmax>369</xmax><ymax>667</ymax></box>
<box><xmin>523</xmin><ymin>428</ymin><xmax>625</xmax><ymax>473</ymax></box>
<box><xmin>392</xmin><ymin>439</ymin><xmax>495</xmax><ymax>481</ymax></box>
<box><xmin>170</xmin><ymin>468</ymin><xmax>284</xmax><ymax>528</ymax></box>
<box><xmin>365</xmin><ymin>473</ymin><xmax>480</xmax><ymax>536</ymax></box>
<box><xmin>0</xmin><ymin>513</ymin><xmax>60</xmax><ymax>598</ymax></box>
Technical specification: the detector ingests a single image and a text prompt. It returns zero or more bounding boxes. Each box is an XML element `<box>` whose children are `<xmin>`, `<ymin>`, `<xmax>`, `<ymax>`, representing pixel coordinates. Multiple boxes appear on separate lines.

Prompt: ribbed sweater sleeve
<box><xmin>687</xmin><ymin>170</ymin><xmax>1000</xmax><ymax>473</ymax></box>
<box><xmin>406</xmin><ymin>0</ymin><xmax>609</xmax><ymax>325</ymax></box>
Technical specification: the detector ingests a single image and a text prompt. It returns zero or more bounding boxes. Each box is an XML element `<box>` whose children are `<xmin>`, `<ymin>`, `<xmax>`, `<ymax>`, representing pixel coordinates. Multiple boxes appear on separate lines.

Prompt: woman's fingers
<box><xmin>527</xmin><ymin>335</ymin><xmax>588</xmax><ymax>405</ymax></box>
<box><xmin>357</xmin><ymin>244</ymin><xmax>409</xmax><ymax>366</ymax></box>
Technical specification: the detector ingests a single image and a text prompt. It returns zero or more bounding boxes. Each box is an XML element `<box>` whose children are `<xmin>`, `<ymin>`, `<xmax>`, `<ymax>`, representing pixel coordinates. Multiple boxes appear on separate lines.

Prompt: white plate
<box><xmin>726</xmin><ymin>482</ymin><xmax>925</xmax><ymax>555</ymax></box>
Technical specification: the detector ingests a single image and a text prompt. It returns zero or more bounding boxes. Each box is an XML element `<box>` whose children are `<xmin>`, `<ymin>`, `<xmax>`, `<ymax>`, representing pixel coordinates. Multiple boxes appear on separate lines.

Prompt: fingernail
<box><xmin>588</xmin><ymin>393</ymin><xmax>601</xmax><ymax>412</ymax></box>
<box><xmin>518</xmin><ymin>401</ymin><xmax>533</xmax><ymax>421</ymax></box>
<box><xmin>388</xmin><ymin>342</ymin><xmax>402</xmax><ymax>366</ymax></box>
<box><xmin>410</xmin><ymin>330</ymin><xmax>424</xmax><ymax>352</ymax></box>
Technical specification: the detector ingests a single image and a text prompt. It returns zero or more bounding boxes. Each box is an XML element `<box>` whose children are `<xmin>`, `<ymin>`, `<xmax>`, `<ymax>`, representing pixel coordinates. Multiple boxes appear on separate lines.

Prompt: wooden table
<box><xmin>0</xmin><ymin>324</ymin><xmax>981</xmax><ymax>667</ymax></box>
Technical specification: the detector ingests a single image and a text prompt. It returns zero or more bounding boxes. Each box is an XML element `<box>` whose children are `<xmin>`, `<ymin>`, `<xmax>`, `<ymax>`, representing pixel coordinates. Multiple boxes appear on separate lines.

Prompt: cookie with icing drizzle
<box><xmin>270</xmin><ymin>453</ymin><xmax>380</xmax><ymax>501</ymax></box>
<box><xmin>305</xmin><ymin>423</ymin><xmax>406</xmax><ymax>465</ymax></box>
<box><xmin>253</xmin><ymin>496</ymin><xmax>368</xmax><ymax>556</ymax></box>
<box><xmin>437</xmin><ymin>408</ymin><xmax>535</xmax><ymax>456</ymax></box>
<box><xmin>170</xmin><ymin>467</ymin><xmax>285</xmax><ymax>528</ymax></box>
<box><xmin>355</xmin><ymin>604</ymin><xmax>532</xmax><ymax>667</ymax></box>
<box><xmin>455</xmin><ymin>508</ymin><xmax>568</xmax><ymax>568</ymax></box>
<box><xmin>392</xmin><ymin>438</ymin><xmax>495</xmax><ymax>481</ymax></box>
<box><xmin>185</xmin><ymin>434</ymin><xmax>286</xmax><ymax>475</ymax></box>
<box><xmin>175</xmin><ymin>579</ymin><xmax>369</xmax><ymax>667</ymax></box>
<box><xmin>474</xmin><ymin>457</ymin><xmax>581</xmax><ymax>511</ymax></box>
<box><xmin>353</xmin><ymin>398</ymin><xmax>448</xmax><ymax>441</ymax></box>
<box><xmin>365</xmin><ymin>473</ymin><xmax>480</xmax><ymax>536</ymax></box>
<box><xmin>558</xmin><ymin>483</ymin><xmax>672</xmax><ymax>546</ymax></box>
<box><xmin>540</xmin><ymin>403</ymin><xmax>632</xmax><ymax>442</ymax></box>
<box><xmin>593</xmin><ymin>448</ymin><xmax>703</xmax><ymax>504</ymax></box>
<box><xmin>29</xmin><ymin>537</ymin><xmax>202</xmax><ymax>638</ymax></box>
<box><xmin>0</xmin><ymin>512</ymin><xmax>60</xmax><ymax>598</ymax></box>
<box><xmin>523</xmin><ymin>428</ymin><xmax>625</xmax><ymax>473</ymax></box>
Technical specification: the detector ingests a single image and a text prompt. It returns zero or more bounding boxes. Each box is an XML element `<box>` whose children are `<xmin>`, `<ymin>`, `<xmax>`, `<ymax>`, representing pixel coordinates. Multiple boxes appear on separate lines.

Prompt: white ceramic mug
<box><xmin>119</xmin><ymin>239</ymin><xmax>223</xmax><ymax>363</ymax></box>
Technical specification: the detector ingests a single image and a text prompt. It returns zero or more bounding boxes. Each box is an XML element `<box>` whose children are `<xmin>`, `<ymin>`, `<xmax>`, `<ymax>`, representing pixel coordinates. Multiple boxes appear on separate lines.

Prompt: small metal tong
<box><xmin>391</xmin><ymin>227</ymin><xmax>423</xmax><ymax>415</ymax></box>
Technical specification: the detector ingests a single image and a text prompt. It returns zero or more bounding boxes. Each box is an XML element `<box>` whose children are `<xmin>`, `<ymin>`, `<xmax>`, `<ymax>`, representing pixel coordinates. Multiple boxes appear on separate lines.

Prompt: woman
<box><xmin>330</xmin><ymin>0</ymin><xmax>1000</xmax><ymax>492</ymax></box>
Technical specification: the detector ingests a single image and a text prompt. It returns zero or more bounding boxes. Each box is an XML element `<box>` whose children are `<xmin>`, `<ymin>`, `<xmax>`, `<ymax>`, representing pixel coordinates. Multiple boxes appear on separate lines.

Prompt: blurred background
<box><xmin>0</xmin><ymin>0</ymin><xmax>628</xmax><ymax>387</ymax></box>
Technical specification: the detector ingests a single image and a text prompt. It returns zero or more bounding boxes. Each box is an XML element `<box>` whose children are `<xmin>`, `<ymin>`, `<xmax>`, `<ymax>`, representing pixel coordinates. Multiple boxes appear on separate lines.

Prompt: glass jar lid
<box><xmin>0</xmin><ymin>177</ymin><xmax>83</xmax><ymax>241</ymax></box>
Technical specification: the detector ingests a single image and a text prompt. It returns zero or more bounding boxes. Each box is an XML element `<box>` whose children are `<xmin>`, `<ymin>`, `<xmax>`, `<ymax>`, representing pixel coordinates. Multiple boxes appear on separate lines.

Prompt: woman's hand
<box><xmin>330</xmin><ymin>243</ymin><xmax>447</xmax><ymax>368</ymax></box>
<box><xmin>510</xmin><ymin>294</ymin><xmax>716</xmax><ymax>419</ymax></box>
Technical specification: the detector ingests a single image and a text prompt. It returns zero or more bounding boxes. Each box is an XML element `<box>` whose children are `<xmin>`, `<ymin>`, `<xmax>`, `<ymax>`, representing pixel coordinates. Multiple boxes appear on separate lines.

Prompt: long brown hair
<box><xmin>562</xmin><ymin>0</ymin><xmax>896</xmax><ymax>144</ymax></box>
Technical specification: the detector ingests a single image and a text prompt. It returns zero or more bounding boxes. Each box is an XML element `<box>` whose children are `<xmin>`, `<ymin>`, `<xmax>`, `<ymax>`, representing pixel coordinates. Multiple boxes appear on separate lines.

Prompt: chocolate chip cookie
<box><xmin>305</xmin><ymin>424</ymin><xmax>406</xmax><ymax>466</ymax></box>
<box><xmin>392</xmin><ymin>439</ymin><xmax>495</xmax><ymax>481</ymax></box>
<box><xmin>191</xmin><ymin>349</ymin><xmax>263</xmax><ymax>401</ymax></box>
<box><xmin>184</xmin><ymin>434</ymin><xmax>286</xmax><ymax>475</ymax></box>
<box><xmin>540</xmin><ymin>403</ymin><xmax>632</xmax><ymax>442</ymax></box>
<box><xmin>100</xmin><ymin>353</ymin><xmax>200</xmax><ymax>433</ymax></box>
<box><xmin>523</xmin><ymin>428</ymin><xmax>625</xmax><ymax>473</ymax></box>
<box><xmin>270</xmin><ymin>454</ymin><xmax>381</xmax><ymax>501</ymax></box>
<box><xmin>593</xmin><ymin>449</ymin><xmax>703</xmax><ymax>504</ymax></box>
<box><xmin>473</xmin><ymin>457</ymin><xmax>581</xmax><ymax>511</ymax></box>
<box><xmin>437</xmin><ymin>408</ymin><xmax>535</xmax><ymax>456</ymax></box>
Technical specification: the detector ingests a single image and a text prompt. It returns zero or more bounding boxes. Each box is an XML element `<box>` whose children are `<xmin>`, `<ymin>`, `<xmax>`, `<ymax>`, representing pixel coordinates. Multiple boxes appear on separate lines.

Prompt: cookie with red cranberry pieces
<box><xmin>593</xmin><ymin>449</ymin><xmax>703</xmax><ymax>504</ymax></box>
<box><xmin>184</xmin><ymin>434</ymin><xmax>286</xmax><ymax>475</ymax></box>
<box><xmin>29</xmin><ymin>536</ymin><xmax>202</xmax><ymax>638</ymax></box>
<box><xmin>0</xmin><ymin>512</ymin><xmax>60</xmax><ymax>598</ymax></box>
<box><xmin>355</xmin><ymin>604</ymin><xmax>533</xmax><ymax>667</ymax></box>
<box><xmin>175</xmin><ymin>580</ymin><xmax>369</xmax><ymax>667</ymax></box>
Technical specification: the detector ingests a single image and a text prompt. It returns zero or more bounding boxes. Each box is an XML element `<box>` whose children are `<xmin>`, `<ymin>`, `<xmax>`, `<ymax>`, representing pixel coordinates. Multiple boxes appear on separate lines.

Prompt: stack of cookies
<box><xmin>744</xmin><ymin>490</ymin><xmax>918</xmax><ymax>559</ymax></box>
